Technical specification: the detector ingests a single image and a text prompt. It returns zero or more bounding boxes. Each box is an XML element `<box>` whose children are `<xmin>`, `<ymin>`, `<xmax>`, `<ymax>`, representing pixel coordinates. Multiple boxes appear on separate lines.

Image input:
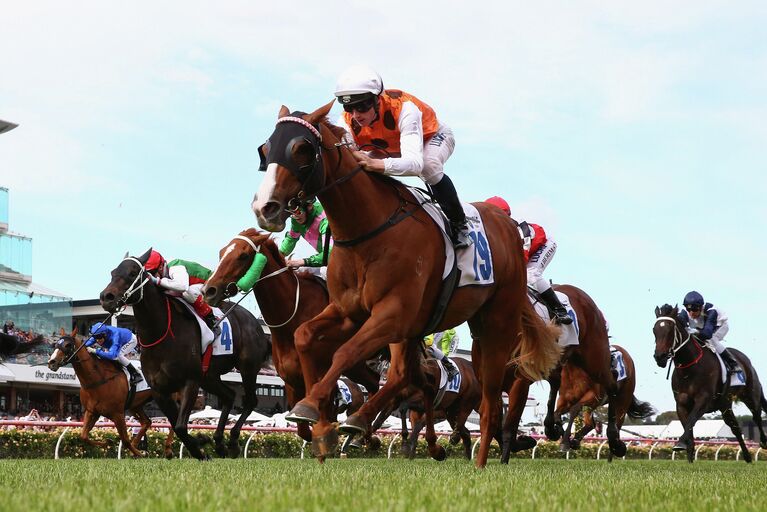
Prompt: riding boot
<box><xmin>204</xmin><ymin>312</ymin><xmax>221</xmax><ymax>339</ymax></box>
<box><xmin>430</xmin><ymin>175</ymin><xmax>472</xmax><ymax>248</ymax></box>
<box><xmin>441</xmin><ymin>356</ymin><xmax>459</xmax><ymax>381</ymax></box>
<box><xmin>540</xmin><ymin>288</ymin><xmax>573</xmax><ymax>325</ymax></box>
<box><xmin>720</xmin><ymin>349</ymin><xmax>739</xmax><ymax>374</ymax></box>
<box><xmin>126</xmin><ymin>363</ymin><xmax>143</xmax><ymax>385</ymax></box>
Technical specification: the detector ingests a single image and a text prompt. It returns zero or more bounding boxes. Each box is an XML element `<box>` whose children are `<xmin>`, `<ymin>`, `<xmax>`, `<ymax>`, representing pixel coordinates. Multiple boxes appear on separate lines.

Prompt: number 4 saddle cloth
<box><xmin>173</xmin><ymin>297</ymin><xmax>235</xmax><ymax>356</ymax></box>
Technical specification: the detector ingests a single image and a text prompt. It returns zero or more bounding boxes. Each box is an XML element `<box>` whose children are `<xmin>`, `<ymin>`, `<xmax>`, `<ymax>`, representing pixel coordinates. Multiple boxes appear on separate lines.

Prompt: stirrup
<box><xmin>450</xmin><ymin>224</ymin><xmax>472</xmax><ymax>249</ymax></box>
<box><xmin>554</xmin><ymin>309</ymin><xmax>573</xmax><ymax>325</ymax></box>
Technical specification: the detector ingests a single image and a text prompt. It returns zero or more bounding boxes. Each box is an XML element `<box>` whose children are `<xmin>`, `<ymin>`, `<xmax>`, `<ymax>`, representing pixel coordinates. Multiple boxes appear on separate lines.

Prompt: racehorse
<box><xmin>251</xmin><ymin>103</ymin><xmax>561</xmax><ymax>467</ymax></box>
<box><xmin>47</xmin><ymin>329</ymin><xmax>175</xmax><ymax>458</ymax></box>
<box><xmin>201</xmin><ymin>230</ymin><xmax>381</xmax><ymax>446</ymax></box>
<box><xmin>501</xmin><ymin>284</ymin><xmax>627</xmax><ymax>462</ymax></box>
<box><xmin>99</xmin><ymin>250</ymin><xmax>271</xmax><ymax>460</ymax></box>
<box><xmin>399</xmin><ymin>356</ymin><xmax>481</xmax><ymax>459</ymax></box>
<box><xmin>653</xmin><ymin>304</ymin><xmax>767</xmax><ymax>463</ymax></box>
<box><xmin>555</xmin><ymin>345</ymin><xmax>653</xmax><ymax>457</ymax></box>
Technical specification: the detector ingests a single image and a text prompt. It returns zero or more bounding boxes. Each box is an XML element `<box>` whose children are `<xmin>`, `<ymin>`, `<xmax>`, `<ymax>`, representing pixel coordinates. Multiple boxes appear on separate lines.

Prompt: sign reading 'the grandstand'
<box><xmin>3</xmin><ymin>363</ymin><xmax>80</xmax><ymax>387</ymax></box>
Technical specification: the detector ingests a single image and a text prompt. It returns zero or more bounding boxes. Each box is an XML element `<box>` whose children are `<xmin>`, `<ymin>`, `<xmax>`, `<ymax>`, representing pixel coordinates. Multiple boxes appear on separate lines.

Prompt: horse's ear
<box><xmin>123</xmin><ymin>251</ymin><xmax>129</xmax><ymax>258</ymax></box>
<box><xmin>654</xmin><ymin>306</ymin><xmax>660</xmax><ymax>317</ymax></box>
<box><xmin>673</xmin><ymin>304</ymin><xmax>679</xmax><ymax>316</ymax></box>
<box><xmin>278</xmin><ymin>105</ymin><xmax>290</xmax><ymax>119</ymax></box>
<box><xmin>137</xmin><ymin>247</ymin><xmax>152</xmax><ymax>265</ymax></box>
<box><xmin>305</xmin><ymin>100</ymin><xmax>335</xmax><ymax>125</ymax></box>
<box><xmin>70</xmin><ymin>327</ymin><xmax>77</xmax><ymax>338</ymax></box>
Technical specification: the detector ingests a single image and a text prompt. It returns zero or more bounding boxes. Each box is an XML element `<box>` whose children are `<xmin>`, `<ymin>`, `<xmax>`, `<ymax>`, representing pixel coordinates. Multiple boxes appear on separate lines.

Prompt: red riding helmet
<box><xmin>485</xmin><ymin>196</ymin><xmax>511</xmax><ymax>216</ymax></box>
<box><xmin>145</xmin><ymin>250</ymin><xmax>166</xmax><ymax>274</ymax></box>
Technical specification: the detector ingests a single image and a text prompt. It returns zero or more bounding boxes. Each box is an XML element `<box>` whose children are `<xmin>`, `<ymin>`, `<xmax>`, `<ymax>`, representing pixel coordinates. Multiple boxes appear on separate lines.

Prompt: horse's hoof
<box><xmin>610</xmin><ymin>439</ymin><xmax>627</xmax><ymax>457</ymax></box>
<box><xmin>569</xmin><ymin>439</ymin><xmax>581</xmax><ymax>451</ymax></box>
<box><xmin>672</xmin><ymin>442</ymin><xmax>687</xmax><ymax>451</ymax></box>
<box><xmin>366</xmin><ymin>436</ymin><xmax>382</xmax><ymax>451</ymax></box>
<box><xmin>544</xmin><ymin>424</ymin><xmax>563</xmax><ymax>442</ymax></box>
<box><xmin>228</xmin><ymin>444</ymin><xmax>241</xmax><ymax>459</ymax></box>
<box><xmin>348</xmin><ymin>437</ymin><xmax>364</xmax><ymax>450</ymax></box>
<box><xmin>430</xmin><ymin>445</ymin><xmax>447</xmax><ymax>462</ymax></box>
<box><xmin>215</xmin><ymin>444</ymin><xmax>228</xmax><ymax>458</ymax></box>
<box><xmin>286</xmin><ymin>402</ymin><xmax>320</xmax><ymax>424</ymax></box>
<box><xmin>338</xmin><ymin>414</ymin><xmax>368</xmax><ymax>435</ymax></box>
<box><xmin>449</xmin><ymin>431</ymin><xmax>461</xmax><ymax>445</ymax></box>
<box><xmin>312</xmin><ymin>429</ymin><xmax>339</xmax><ymax>458</ymax></box>
<box><xmin>164</xmin><ymin>450</ymin><xmax>174</xmax><ymax>460</ymax></box>
<box><xmin>514</xmin><ymin>435</ymin><xmax>537</xmax><ymax>452</ymax></box>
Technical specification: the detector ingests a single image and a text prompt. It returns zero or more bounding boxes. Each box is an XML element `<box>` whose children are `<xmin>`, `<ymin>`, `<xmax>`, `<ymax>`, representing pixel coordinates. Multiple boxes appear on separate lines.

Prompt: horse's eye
<box><xmin>237</xmin><ymin>252</ymin><xmax>250</xmax><ymax>261</ymax></box>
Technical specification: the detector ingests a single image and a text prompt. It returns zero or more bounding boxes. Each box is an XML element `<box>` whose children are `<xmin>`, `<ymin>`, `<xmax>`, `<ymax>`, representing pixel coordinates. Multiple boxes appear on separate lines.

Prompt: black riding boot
<box><xmin>720</xmin><ymin>349</ymin><xmax>739</xmax><ymax>374</ymax></box>
<box><xmin>441</xmin><ymin>356</ymin><xmax>459</xmax><ymax>381</ymax></box>
<box><xmin>540</xmin><ymin>288</ymin><xmax>573</xmax><ymax>325</ymax></box>
<box><xmin>430</xmin><ymin>175</ymin><xmax>471</xmax><ymax>248</ymax></box>
<box><xmin>126</xmin><ymin>363</ymin><xmax>143</xmax><ymax>385</ymax></box>
<box><xmin>204</xmin><ymin>312</ymin><xmax>221</xmax><ymax>338</ymax></box>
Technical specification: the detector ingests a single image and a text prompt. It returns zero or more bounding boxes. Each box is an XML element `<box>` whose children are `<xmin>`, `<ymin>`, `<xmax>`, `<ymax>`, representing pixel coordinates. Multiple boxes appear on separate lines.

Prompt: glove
<box><xmin>86</xmin><ymin>347</ymin><xmax>97</xmax><ymax>354</ymax></box>
<box><xmin>147</xmin><ymin>274</ymin><xmax>160</xmax><ymax>285</ymax></box>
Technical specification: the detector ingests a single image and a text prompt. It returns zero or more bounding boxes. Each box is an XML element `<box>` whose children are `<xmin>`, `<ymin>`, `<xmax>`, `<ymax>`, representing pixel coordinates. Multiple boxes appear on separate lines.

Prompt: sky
<box><xmin>2</xmin><ymin>1</ymin><xmax>766</xmax><ymax>421</ymax></box>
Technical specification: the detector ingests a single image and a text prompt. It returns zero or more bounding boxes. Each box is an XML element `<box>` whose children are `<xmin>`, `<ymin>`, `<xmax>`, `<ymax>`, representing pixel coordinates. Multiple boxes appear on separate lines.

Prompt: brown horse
<box><xmin>251</xmin><ymin>103</ymin><xmax>561</xmax><ymax>467</ymax></box>
<box><xmin>556</xmin><ymin>345</ymin><xmax>654</xmax><ymax>457</ymax></box>
<box><xmin>501</xmin><ymin>284</ymin><xmax>627</xmax><ymax>462</ymax></box>
<box><xmin>653</xmin><ymin>304</ymin><xmax>767</xmax><ymax>463</ymax></box>
<box><xmin>400</xmin><ymin>356</ymin><xmax>481</xmax><ymax>459</ymax></box>
<box><xmin>46</xmin><ymin>329</ymin><xmax>174</xmax><ymax>458</ymax></box>
<box><xmin>201</xmin><ymin>230</ymin><xmax>381</xmax><ymax>445</ymax></box>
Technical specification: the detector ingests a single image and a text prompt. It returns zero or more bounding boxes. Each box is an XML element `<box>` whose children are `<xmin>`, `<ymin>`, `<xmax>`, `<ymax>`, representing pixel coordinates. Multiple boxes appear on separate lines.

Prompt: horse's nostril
<box><xmin>204</xmin><ymin>286</ymin><xmax>217</xmax><ymax>299</ymax></box>
<box><xmin>262</xmin><ymin>201</ymin><xmax>281</xmax><ymax>219</ymax></box>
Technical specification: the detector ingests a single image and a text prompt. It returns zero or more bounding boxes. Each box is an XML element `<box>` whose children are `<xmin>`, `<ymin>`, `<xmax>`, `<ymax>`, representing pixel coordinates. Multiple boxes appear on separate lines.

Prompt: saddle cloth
<box><xmin>174</xmin><ymin>298</ymin><xmax>235</xmax><ymax>356</ymax></box>
<box><xmin>121</xmin><ymin>366</ymin><xmax>151</xmax><ymax>392</ymax></box>
<box><xmin>336</xmin><ymin>379</ymin><xmax>353</xmax><ymax>407</ymax></box>
<box><xmin>711</xmin><ymin>349</ymin><xmax>746</xmax><ymax>386</ymax></box>
<box><xmin>410</xmin><ymin>188</ymin><xmax>495</xmax><ymax>288</ymax></box>
<box><xmin>610</xmin><ymin>347</ymin><xmax>627</xmax><ymax>382</ymax></box>
<box><xmin>528</xmin><ymin>288</ymin><xmax>580</xmax><ymax>347</ymax></box>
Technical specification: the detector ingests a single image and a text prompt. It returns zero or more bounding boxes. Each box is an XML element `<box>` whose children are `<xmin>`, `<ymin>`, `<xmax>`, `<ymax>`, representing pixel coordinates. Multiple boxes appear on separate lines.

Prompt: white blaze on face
<box><xmin>208</xmin><ymin>244</ymin><xmax>237</xmax><ymax>283</ymax></box>
<box><xmin>252</xmin><ymin>163</ymin><xmax>279</xmax><ymax>216</ymax></box>
<box><xmin>49</xmin><ymin>348</ymin><xmax>62</xmax><ymax>365</ymax></box>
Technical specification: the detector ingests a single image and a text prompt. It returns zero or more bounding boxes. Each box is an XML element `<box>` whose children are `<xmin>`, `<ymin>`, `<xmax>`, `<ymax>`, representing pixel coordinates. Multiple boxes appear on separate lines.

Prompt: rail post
<box><xmin>244</xmin><ymin>431</ymin><xmax>259</xmax><ymax>459</ymax></box>
<box><xmin>648</xmin><ymin>441</ymin><xmax>659</xmax><ymax>460</ymax></box>
<box><xmin>117</xmin><ymin>440</ymin><xmax>123</xmax><ymax>460</ymax></box>
<box><xmin>531</xmin><ymin>438</ymin><xmax>544</xmax><ymax>460</ymax></box>
<box><xmin>714</xmin><ymin>444</ymin><xmax>725</xmax><ymax>461</ymax></box>
<box><xmin>388</xmin><ymin>436</ymin><xmax>401</xmax><ymax>460</ymax></box>
<box><xmin>471</xmin><ymin>437</ymin><xmax>481</xmax><ymax>460</ymax></box>
<box><xmin>736</xmin><ymin>447</ymin><xmax>741</xmax><ymax>461</ymax></box>
<box><xmin>694</xmin><ymin>444</ymin><xmax>704</xmax><ymax>461</ymax></box>
<box><xmin>54</xmin><ymin>427</ymin><xmax>70</xmax><ymax>460</ymax></box>
<box><xmin>756</xmin><ymin>447</ymin><xmax>762</xmax><ymax>462</ymax></box>
<box><xmin>300</xmin><ymin>440</ymin><xmax>308</xmax><ymax>460</ymax></box>
<box><xmin>596</xmin><ymin>440</ymin><xmax>608</xmax><ymax>460</ymax></box>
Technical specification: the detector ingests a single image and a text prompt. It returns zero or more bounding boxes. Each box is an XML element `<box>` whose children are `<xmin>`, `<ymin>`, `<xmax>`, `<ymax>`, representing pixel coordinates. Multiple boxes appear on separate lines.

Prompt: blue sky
<box><xmin>2</xmin><ymin>1</ymin><xmax>766</xmax><ymax>419</ymax></box>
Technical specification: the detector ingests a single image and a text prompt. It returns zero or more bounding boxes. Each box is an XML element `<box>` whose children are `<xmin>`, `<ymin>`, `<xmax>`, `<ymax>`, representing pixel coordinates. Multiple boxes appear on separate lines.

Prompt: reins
<box><xmin>655</xmin><ymin>316</ymin><xmax>703</xmax><ymax>371</ymax></box>
<box><xmin>137</xmin><ymin>296</ymin><xmax>174</xmax><ymax>348</ymax></box>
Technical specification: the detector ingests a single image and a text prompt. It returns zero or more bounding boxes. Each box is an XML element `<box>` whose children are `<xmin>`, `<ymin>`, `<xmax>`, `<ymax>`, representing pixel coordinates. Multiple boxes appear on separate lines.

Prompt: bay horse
<box><xmin>46</xmin><ymin>329</ymin><xmax>174</xmax><ymax>458</ymax></box>
<box><xmin>400</xmin><ymin>356</ymin><xmax>481</xmax><ymax>459</ymax></box>
<box><xmin>556</xmin><ymin>345</ymin><xmax>654</xmax><ymax>457</ymax></box>
<box><xmin>251</xmin><ymin>102</ymin><xmax>561</xmax><ymax>468</ymax></box>
<box><xmin>501</xmin><ymin>284</ymin><xmax>627</xmax><ymax>462</ymax></box>
<box><xmin>99</xmin><ymin>250</ymin><xmax>271</xmax><ymax>460</ymax></box>
<box><xmin>201</xmin><ymin>229</ymin><xmax>381</xmax><ymax>446</ymax></box>
<box><xmin>653</xmin><ymin>304</ymin><xmax>767</xmax><ymax>463</ymax></box>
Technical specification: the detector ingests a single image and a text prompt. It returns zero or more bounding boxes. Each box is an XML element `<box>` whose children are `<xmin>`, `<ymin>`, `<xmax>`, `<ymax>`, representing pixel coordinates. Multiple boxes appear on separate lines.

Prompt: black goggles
<box><xmin>342</xmin><ymin>97</ymin><xmax>376</xmax><ymax>113</ymax></box>
<box><xmin>684</xmin><ymin>305</ymin><xmax>701</xmax><ymax>312</ymax></box>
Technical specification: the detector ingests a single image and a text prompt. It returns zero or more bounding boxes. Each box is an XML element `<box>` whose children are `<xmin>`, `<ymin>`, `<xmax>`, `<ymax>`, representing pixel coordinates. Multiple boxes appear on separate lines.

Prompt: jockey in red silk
<box><xmin>280</xmin><ymin>199</ymin><xmax>332</xmax><ymax>279</ymax></box>
<box><xmin>144</xmin><ymin>250</ymin><xmax>219</xmax><ymax>335</ymax></box>
<box><xmin>84</xmin><ymin>322</ymin><xmax>143</xmax><ymax>384</ymax></box>
<box><xmin>485</xmin><ymin>196</ymin><xmax>572</xmax><ymax>325</ymax></box>
<box><xmin>678</xmin><ymin>290</ymin><xmax>738</xmax><ymax>373</ymax></box>
<box><xmin>334</xmin><ymin>65</ymin><xmax>471</xmax><ymax>248</ymax></box>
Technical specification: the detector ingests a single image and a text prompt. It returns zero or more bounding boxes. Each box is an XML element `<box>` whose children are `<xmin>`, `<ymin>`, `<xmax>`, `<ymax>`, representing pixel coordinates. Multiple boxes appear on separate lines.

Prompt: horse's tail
<box><xmin>627</xmin><ymin>396</ymin><xmax>655</xmax><ymax>419</ymax></box>
<box><xmin>511</xmin><ymin>300</ymin><xmax>562</xmax><ymax>382</ymax></box>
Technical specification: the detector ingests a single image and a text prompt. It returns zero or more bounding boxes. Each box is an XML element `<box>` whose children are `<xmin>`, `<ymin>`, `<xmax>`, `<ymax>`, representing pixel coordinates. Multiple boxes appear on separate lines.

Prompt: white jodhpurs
<box><xmin>527</xmin><ymin>238</ymin><xmax>557</xmax><ymax>293</ymax></box>
<box><xmin>116</xmin><ymin>334</ymin><xmax>138</xmax><ymax>366</ymax></box>
<box><xmin>709</xmin><ymin>323</ymin><xmax>729</xmax><ymax>354</ymax></box>
<box><xmin>429</xmin><ymin>346</ymin><xmax>446</xmax><ymax>360</ymax></box>
<box><xmin>182</xmin><ymin>283</ymin><xmax>205</xmax><ymax>304</ymax></box>
<box><xmin>421</xmin><ymin>125</ymin><xmax>456</xmax><ymax>186</ymax></box>
<box><xmin>299</xmin><ymin>266</ymin><xmax>327</xmax><ymax>280</ymax></box>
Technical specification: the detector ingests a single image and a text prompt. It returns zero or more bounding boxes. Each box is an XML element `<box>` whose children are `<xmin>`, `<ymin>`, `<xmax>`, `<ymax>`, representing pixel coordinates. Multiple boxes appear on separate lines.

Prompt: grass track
<box><xmin>1</xmin><ymin>459</ymin><xmax>765</xmax><ymax>511</ymax></box>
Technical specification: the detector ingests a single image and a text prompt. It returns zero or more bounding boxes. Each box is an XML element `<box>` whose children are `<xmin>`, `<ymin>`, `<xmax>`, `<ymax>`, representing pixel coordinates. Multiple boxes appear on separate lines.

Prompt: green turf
<box><xmin>1</xmin><ymin>459</ymin><xmax>764</xmax><ymax>511</ymax></box>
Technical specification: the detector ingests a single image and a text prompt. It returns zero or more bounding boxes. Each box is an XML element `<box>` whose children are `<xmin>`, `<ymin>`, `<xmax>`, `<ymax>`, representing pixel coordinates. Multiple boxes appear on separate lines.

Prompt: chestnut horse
<box><xmin>556</xmin><ymin>345</ymin><xmax>653</xmax><ymax>457</ymax></box>
<box><xmin>251</xmin><ymin>102</ymin><xmax>560</xmax><ymax>467</ymax></box>
<box><xmin>47</xmin><ymin>330</ymin><xmax>174</xmax><ymax>458</ymax></box>
<box><xmin>99</xmin><ymin>251</ymin><xmax>271</xmax><ymax>460</ymax></box>
<box><xmin>201</xmin><ymin>230</ymin><xmax>381</xmax><ymax>445</ymax></box>
<box><xmin>653</xmin><ymin>304</ymin><xmax>767</xmax><ymax>463</ymax></box>
<box><xmin>501</xmin><ymin>284</ymin><xmax>627</xmax><ymax>462</ymax></box>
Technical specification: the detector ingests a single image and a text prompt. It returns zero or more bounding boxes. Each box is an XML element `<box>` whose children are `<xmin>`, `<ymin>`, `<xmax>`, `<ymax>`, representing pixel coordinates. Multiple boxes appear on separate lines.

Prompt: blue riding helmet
<box><xmin>682</xmin><ymin>291</ymin><xmax>704</xmax><ymax>308</ymax></box>
<box><xmin>89</xmin><ymin>322</ymin><xmax>108</xmax><ymax>337</ymax></box>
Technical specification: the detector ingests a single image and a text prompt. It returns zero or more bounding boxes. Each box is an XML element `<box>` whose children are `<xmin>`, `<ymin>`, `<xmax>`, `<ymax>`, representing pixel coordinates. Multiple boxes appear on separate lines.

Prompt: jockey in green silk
<box><xmin>279</xmin><ymin>199</ymin><xmax>333</xmax><ymax>277</ymax></box>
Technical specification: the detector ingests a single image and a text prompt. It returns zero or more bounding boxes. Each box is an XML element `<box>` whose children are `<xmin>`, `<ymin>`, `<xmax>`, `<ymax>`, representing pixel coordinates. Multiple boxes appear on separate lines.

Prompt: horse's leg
<box><xmin>503</xmin><ymin>377</ymin><xmax>536</xmax><ymax>462</ymax></box>
<box><xmin>285</xmin><ymin>384</ymin><xmax>312</xmax><ymax>443</ymax></box>
<box><xmin>721</xmin><ymin>407</ymin><xmax>752</xmax><ymax>463</ymax></box>
<box><xmin>408</xmin><ymin>411</ymin><xmax>424</xmax><ymax>459</ymax></box>
<box><xmin>571</xmin><ymin>409</ymin><xmax>595</xmax><ymax>450</ymax></box>
<box><xmin>112</xmin><ymin>414</ymin><xmax>143</xmax><ymax>458</ymax></box>
<box><xmin>561</xmin><ymin>403</ymin><xmax>583</xmax><ymax>452</ymax></box>
<box><xmin>544</xmin><ymin>366</ymin><xmax>564</xmax><ymax>440</ymax></box>
<box><xmin>163</xmin><ymin>426</ymin><xmax>175</xmax><ymax>459</ymax></box>
<box><xmin>79</xmin><ymin>409</ymin><xmax>108</xmax><ymax>449</ymax></box>
<box><xmin>675</xmin><ymin>398</ymin><xmax>706</xmax><ymax>463</ymax></box>
<box><xmin>450</xmin><ymin>403</ymin><xmax>475</xmax><ymax>460</ymax></box>
<box><xmin>741</xmin><ymin>387</ymin><xmax>767</xmax><ymax>449</ymax></box>
<box><xmin>164</xmin><ymin>381</ymin><xmax>207</xmax><ymax>461</ymax></box>
<box><xmin>226</xmin><ymin>370</ymin><xmax>258</xmax><ymax>458</ymax></box>
<box><xmin>420</xmin><ymin>387</ymin><xmax>446</xmax><ymax>462</ymax></box>
<box><xmin>200</xmin><ymin>376</ymin><xmax>236</xmax><ymax>457</ymax></box>
<box><xmin>128</xmin><ymin>407</ymin><xmax>151</xmax><ymax>451</ymax></box>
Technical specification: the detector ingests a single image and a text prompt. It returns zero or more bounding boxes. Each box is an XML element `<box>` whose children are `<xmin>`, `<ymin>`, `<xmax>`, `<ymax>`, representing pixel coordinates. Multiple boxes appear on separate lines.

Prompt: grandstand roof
<box><xmin>662</xmin><ymin>420</ymin><xmax>734</xmax><ymax>439</ymax></box>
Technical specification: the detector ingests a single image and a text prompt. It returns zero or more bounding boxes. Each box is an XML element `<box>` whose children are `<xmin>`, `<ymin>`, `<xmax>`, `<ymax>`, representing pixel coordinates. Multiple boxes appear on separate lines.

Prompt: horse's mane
<box><xmin>659</xmin><ymin>304</ymin><xmax>676</xmax><ymax>316</ymax></box>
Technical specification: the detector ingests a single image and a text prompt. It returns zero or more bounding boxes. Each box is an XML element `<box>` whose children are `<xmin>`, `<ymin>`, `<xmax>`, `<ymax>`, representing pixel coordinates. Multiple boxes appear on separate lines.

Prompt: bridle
<box><xmin>220</xmin><ymin>235</ymin><xmax>301</xmax><ymax>329</ymax></box>
<box><xmin>654</xmin><ymin>315</ymin><xmax>702</xmax><ymax>370</ymax></box>
<box><xmin>117</xmin><ymin>257</ymin><xmax>151</xmax><ymax>307</ymax></box>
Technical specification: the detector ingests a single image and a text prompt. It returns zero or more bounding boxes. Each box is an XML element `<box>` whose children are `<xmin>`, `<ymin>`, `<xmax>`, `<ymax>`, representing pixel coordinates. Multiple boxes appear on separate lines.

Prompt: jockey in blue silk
<box><xmin>677</xmin><ymin>291</ymin><xmax>738</xmax><ymax>373</ymax></box>
<box><xmin>84</xmin><ymin>322</ymin><xmax>143</xmax><ymax>385</ymax></box>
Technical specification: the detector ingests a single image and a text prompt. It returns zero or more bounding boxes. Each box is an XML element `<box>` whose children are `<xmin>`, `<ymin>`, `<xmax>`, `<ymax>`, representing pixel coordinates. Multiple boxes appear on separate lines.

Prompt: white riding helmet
<box><xmin>334</xmin><ymin>65</ymin><xmax>384</xmax><ymax>105</ymax></box>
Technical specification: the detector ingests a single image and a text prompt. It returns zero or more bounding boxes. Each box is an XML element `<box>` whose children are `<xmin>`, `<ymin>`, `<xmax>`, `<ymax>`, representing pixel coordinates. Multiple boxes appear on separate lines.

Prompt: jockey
<box><xmin>678</xmin><ymin>291</ymin><xmax>737</xmax><ymax>373</ymax></box>
<box><xmin>84</xmin><ymin>322</ymin><xmax>143</xmax><ymax>385</ymax></box>
<box><xmin>333</xmin><ymin>65</ymin><xmax>471</xmax><ymax>248</ymax></box>
<box><xmin>485</xmin><ymin>196</ymin><xmax>572</xmax><ymax>325</ymax></box>
<box><xmin>424</xmin><ymin>330</ymin><xmax>459</xmax><ymax>380</ymax></box>
<box><xmin>143</xmin><ymin>250</ymin><xmax>220</xmax><ymax>336</ymax></box>
<box><xmin>279</xmin><ymin>198</ymin><xmax>332</xmax><ymax>279</ymax></box>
